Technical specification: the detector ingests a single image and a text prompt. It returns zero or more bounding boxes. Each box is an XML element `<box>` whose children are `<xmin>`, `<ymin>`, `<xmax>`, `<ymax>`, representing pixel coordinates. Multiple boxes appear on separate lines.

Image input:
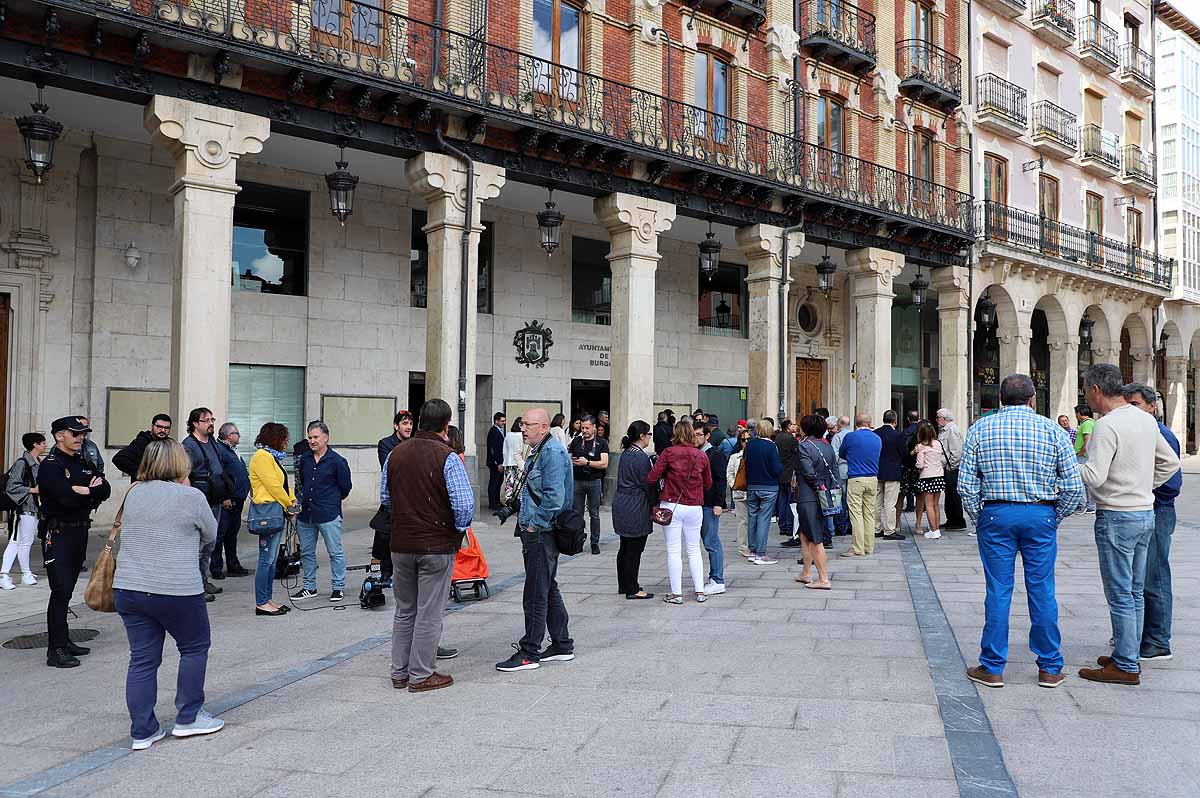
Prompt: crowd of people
<box><xmin>0</xmin><ymin>364</ymin><xmax>1183</xmax><ymax>750</ymax></box>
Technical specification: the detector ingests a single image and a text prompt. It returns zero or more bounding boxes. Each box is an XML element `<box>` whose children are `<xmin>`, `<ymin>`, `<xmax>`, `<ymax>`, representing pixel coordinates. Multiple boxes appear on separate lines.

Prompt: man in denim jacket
<box><xmin>496</xmin><ymin>407</ymin><xmax>575</xmax><ymax>672</ymax></box>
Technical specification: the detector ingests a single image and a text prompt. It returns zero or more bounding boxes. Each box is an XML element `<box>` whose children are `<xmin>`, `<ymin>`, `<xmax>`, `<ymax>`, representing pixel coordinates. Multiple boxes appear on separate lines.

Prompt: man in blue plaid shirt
<box><xmin>957</xmin><ymin>374</ymin><xmax>1084</xmax><ymax>690</ymax></box>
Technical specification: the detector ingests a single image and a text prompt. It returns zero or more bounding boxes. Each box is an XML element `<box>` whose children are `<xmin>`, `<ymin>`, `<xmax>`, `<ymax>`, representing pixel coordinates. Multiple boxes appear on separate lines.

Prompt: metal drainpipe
<box><xmin>435</xmin><ymin>123</ymin><xmax>473</xmax><ymax>436</ymax></box>
<box><xmin>965</xmin><ymin>2</ymin><xmax>976</xmax><ymax>425</ymax></box>
<box><xmin>433</xmin><ymin>0</ymin><xmax>444</xmax><ymax>78</ymax></box>
<box><xmin>780</xmin><ymin>217</ymin><xmax>805</xmax><ymax>421</ymax></box>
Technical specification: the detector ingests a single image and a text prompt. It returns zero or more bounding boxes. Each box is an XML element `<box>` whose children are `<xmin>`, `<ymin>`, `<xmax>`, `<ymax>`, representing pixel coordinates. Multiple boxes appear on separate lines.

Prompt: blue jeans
<box><xmin>1094</xmin><ymin>509</ymin><xmax>1155</xmax><ymax>672</ymax></box>
<box><xmin>210</xmin><ymin>499</ymin><xmax>245</xmax><ymax>573</ymax></box>
<box><xmin>519</xmin><ymin>528</ymin><xmax>572</xmax><ymax>658</ymax></box>
<box><xmin>1143</xmin><ymin>504</ymin><xmax>1175</xmax><ymax>653</ymax></box>
<box><xmin>113</xmin><ymin>589</ymin><xmax>210</xmax><ymax>740</ymax></box>
<box><xmin>745</xmin><ymin>487</ymin><xmax>778</xmax><ymax>557</ymax></box>
<box><xmin>775</xmin><ymin>482</ymin><xmax>794</xmax><ymax>534</ymax></box>
<box><xmin>701</xmin><ymin>507</ymin><xmax>724</xmax><ymax>584</ymax></box>
<box><xmin>254</xmin><ymin>530</ymin><xmax>283</xmax><ymax>606</ymax></box>
<box><xmin>298</xmin><ymin>517</ymin><xmax>346</xmax><ymax>591</ymax></box>
<box><xmin>976</xmin><ymin>502</ymin><xmax>1062</xmax><ymax>675</ymax></box>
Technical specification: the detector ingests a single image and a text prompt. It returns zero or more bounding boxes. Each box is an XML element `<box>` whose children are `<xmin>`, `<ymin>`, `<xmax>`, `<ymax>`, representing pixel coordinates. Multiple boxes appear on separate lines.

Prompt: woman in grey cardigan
<box><xmin>0</xmin><ymin>433</ymin><xmax>47</xmax><ymax>590</ymax></box>
<box><xmin>113</xmin><ymin>439</ymin><xmax>223</xmax><ymax>751</ymax></box>
<box><xmin>611</xmin><ymin>421</ymin><xmax>656</xmax><ymax>600</ymax></box>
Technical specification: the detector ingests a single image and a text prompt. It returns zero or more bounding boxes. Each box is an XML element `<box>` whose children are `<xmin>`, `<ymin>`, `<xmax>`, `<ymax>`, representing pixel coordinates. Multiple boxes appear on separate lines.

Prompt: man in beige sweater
<box><xmin>1076</xmin><ymin>364</ymin><xmax>1180</xmax><ymax>685</ymax></box>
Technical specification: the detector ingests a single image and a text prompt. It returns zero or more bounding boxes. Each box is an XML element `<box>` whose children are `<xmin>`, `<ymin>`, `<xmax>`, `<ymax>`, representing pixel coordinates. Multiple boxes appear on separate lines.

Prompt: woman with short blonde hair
<box><xmin>755</xmin><ymin>418</ymin><xmax>774</xmax><ymax>439</ymax></box>
<box><xmin>113</xmin><ymin>438</ymin><xmax>222</xmax><ymax>750</ymax></box>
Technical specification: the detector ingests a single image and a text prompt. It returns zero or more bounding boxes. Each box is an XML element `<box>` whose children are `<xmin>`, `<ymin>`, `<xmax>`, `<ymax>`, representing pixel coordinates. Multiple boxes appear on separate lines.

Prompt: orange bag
<box><xmin>452</xmin><ymin>528</ymin><xmax>489</xmax><ymax>582</ymax></box>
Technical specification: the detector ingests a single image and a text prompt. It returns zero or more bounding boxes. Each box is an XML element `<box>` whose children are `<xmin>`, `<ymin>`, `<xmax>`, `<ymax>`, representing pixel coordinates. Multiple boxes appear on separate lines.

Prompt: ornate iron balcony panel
<box><xmin>1119</xmin><ymin>43</ymin><xmax>1155</xmax><ymax>96</ymax></box>
<box><xmin>1077</xmin><ymin>15</ymin><xmax>1119</xmax><ymax>72</ymax></box>
<box><xmin>1079</xmin><ymin>124</ymin><xmax>1119</xmax><ymax>175</ymax></box>
<box><xmin>1031</xmin><ymin>100</ymin><xmax>1078</xmax><ymax>159</ymax></box>
<box><xmin>976</xmin><ymin>201</ymin><xmax>1171</xmax><ymax>288</ymax></box>
<box><xmin>1121</xmin><ymin>144</ymin><xmax>1155</xmax><ymax>187</ymax></box>
<box><xmin>976</xmin><ymin>74</ymin><xmax>1026</xmax><ymax>136</ymax></box>
<box><xmin>1031</xmin><ymin>0</ymin><xmax>1076</xmax><ymax>46</ymax></box>
<box><xmin>798</xmin><ymin>0</ymin><xmax>877</xmax><ymax>75</ymax></box>
<box><xmin>687</xmin><ymin>0</ymin><xmax>767</xmax><ymax>30</ymax></box>
<box><xmin>897</xmin><ymin>39</ymin><xmax>962</xmax><ymax>110</ymax></box>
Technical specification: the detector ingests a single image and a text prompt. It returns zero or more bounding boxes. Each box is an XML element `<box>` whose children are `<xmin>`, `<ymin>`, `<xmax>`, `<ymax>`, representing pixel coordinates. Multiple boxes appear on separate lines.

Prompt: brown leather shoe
<box><xmin>1079</xmin><ymin>661</ymin><xmax>1140</xmax><ymax>685</ymax></box>
<box><xmin>1038</xmin><ymin>670</ymin><xmax>1065</xmax><ymax>688</ymax></box>
<box><xmin>408</xmin><ymin>672</ymin><xmax>454</xmax><ymax>692</ymax></box>
<box><xmin>966</xmin><ymin>665</ymin><xmax>1004</xmax><ymax>688</ymax></box>
<box><xmin>391</xmin><ymin>677</ymin><xmax>408</xmax><ymax>689</ymax></box>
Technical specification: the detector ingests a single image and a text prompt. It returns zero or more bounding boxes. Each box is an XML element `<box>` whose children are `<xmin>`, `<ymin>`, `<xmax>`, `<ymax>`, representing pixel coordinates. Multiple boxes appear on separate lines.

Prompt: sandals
<box><xmin>662</xmin><ymin>594</ymin><xmax>683</xmax><ymax>604</ymax></box>
<box><xmin>794</xmin><ymin>573</ymin><xmax>812</xmax><ymax>584</ymax></box>
<box><xmin>626</xmin><ymin>592</ymin><xmax>655</xmax><ymax>600</ymax></box>
<box><xmin>695</xmin><ymin>592</ymin><xmax>707</xmax><ymax>603</ymax></box>
<box><xmin>804</xmin><ymin>581</ymin><xmax>832</xmax><ymax>590</ymax></box>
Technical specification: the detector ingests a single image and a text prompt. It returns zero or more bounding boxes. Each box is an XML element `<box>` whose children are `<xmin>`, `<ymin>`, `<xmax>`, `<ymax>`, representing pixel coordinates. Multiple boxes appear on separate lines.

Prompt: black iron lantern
<box><xmin>699</xmin><ymin>220</ymin><xmax>722</xmax><ymax>280</ymax></box>
<box><xmin>324</xmin><ymin>144</ymin><xmax>358</xmax><ymax>225</ymax></box>
<box><xmin>15</xmin><ymin>83</ymin><xmax>63</xmax><ymax>184</ymax></box>
<box><xmin>816</xmin><ymin>247</ymin><xmax>837</xmax><ymax>294</ymax></box>
<box><xmin>910</xmin><ymin>268</ymin><xmax>929</xmax><ymax>309</ymax></box>
<box><xmin>536</xmin><ymin>187</ymin><xmax>564</xmax><ymax>256</ymax></box>
<box><xmin>1080</xmin><ymin>313</ymin><xmax>1095</xmax><ymax>349</ymax></box>
<box><xmin>978</xmin><ymin>290</ymin><xmax>996</xmax><ymax>329</ymax></box>
<box><xmin>716</xmin><ymin>297</ymin><xmax>732</xmax><ymax>328</ymax></box>
<box><xmin>1159</xmin><ymin>330</ymin><xmax>1170</xmax><ymax>353</ymax></box>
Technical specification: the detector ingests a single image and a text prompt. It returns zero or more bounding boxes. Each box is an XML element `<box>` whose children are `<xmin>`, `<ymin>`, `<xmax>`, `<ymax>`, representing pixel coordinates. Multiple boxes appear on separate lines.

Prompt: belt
<box><xmin>983</xmin><ymin>500</ymin><xmax>1055</xmax><ymax>507</ymax></box>
<box><xmin>50</xmin><ymin>519</ymin><xmax>91</xmax><ymax>528</ymax></box>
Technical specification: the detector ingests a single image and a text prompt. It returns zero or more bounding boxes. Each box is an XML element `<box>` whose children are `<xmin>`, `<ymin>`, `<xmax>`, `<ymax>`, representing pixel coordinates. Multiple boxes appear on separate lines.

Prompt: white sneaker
<box><xmin>20</xmin><ymin>572</ymin><xmax>36</xmax><ymax>586</ymax></box>
<box><xmin>745</xmin><ymin>555</ymin><xmax>760</xmax><ymax>565</ymax></box>
<box><xmin>171</xmin><ymin>710</ymin><xmax>225</xmax><ymax>738</ymax></box>
<box><xmin>0</xmin><ymin>574</ymin><xmax>13</xmax><ymax>591</ymax></box>
<box><xmin>131</xmin><ymin>728</ymin><xmax>167</xmax><ymax>751</ymax></box>
<box><xmin>753</xmin><ymin>556</ymin><xmax>778</xmax><ymax>565</ymax></box>
<box><xmin>703</xmin><ymin>580</ymin><xmax>727</xmax><ymax>595</ymax></box>
<box><xmin>967</xmin><ymin>531</ymin><xmax>977</xmax><ymax>537</ymax></box>
<box><xmin>924</xmin><ymin>530</ymin><xmax>942</xmax><ymax>540</ymax></box>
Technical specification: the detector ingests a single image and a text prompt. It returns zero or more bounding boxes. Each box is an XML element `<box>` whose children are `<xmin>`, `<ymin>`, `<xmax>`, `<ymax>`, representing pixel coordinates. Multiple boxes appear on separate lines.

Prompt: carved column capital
<box><xmin>145</xmin><ymin>95</ymin><xmax>270</xmax><ymax>191</ymax></box>
<box><xmin>406</xmin><ymin>152</ymin><xmax>506</xmax><ymax>229</ymax></box>
<box><xmin>736</xmin><ymin>224</ymin><xmax>802</xmax><ymax>282</ymax></box>
<box><xmin>594</xmin><ymin>193</ymin><xmax>676</xmax><ymax>261</ymax></box>
<box><xmin>846</xmin><ymin>247</ymin><xmax>904</xmax><ymax>296</ymax></box>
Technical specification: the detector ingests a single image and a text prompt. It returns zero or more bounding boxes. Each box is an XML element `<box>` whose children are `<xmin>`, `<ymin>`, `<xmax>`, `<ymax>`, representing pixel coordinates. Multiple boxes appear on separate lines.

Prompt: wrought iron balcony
<box><xmin>975</xmin><ymin>74</ymin><xmax>1026</xmax><ymax>135</ymax></box>
<box><xmin>1119</xmin><ymin>43</ymin><xmax>1155</xmax><ymax>95</ymax></box>
<box><xmin>1077</xmin><ymin>16</ymin><xmax>1119</xmax><ymax>72</ymax></box>
<box><xmin>1079</xmin><ymin>124</ymin><xmax>1119</xmax><ymax>174</ymax></box>
<box><xmin>62</xmin><ymin>0</ymin><xmax>972</xmax><ymax>241</ymax></box>
<box><xmin>1121</xmin><ymin>144</ymin><xmax>1155</xmax><ymax>186</ymax></box>
<box><xmin>896</xmin><ymin>40</ymin><xmax>962</xmax><ymax>109</ymax></box>
<box><xmin>1031</xmin><ymin>101</ymin><xmax>1078</xmax><ymax>157</ymax></box>
<box><xmin>975</xmin><ymin>201</ymin><xmax>1171</xmax><ymax>288</ymax></box>
<box><xmin>687</xmin><ymin>0</ymin><xmax>767</xmax><ymax>29</ymax></box>
<box><xmin>1031</xmin><ymin>0</ymin><xmax>1076</xmax><ymax>45</ymax></box>
<box><xmin>798</xmin><ymin>0</ymin><xmax>877</xmax><ymax>75</ymax></box>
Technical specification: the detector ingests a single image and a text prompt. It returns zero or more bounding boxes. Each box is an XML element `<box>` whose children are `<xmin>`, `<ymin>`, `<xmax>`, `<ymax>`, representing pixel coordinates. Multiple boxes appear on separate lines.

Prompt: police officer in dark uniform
<box><xmin>39</xmin><ymin>416</ymin><xmax>111</xmax><ymax>668</ymax></box>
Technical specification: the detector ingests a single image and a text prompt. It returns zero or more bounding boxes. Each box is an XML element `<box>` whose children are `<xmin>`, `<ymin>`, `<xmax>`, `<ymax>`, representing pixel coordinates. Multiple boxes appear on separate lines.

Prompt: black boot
<box><xmin>65</xmin><ymin>641</ymin><xmax>91</xmax><ymax>657</ymax></box>
<box><xmin>47</xmin><ymin>648</ymin><xmax>81</xmax><ymax>668</ymax></box>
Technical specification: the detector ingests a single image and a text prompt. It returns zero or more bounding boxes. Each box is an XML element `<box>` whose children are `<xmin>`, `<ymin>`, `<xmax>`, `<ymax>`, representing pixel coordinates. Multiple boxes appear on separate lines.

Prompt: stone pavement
<box><xmin>0</xmin><ymin>483</ymin><xmax>1196</xmax><ymax>798</ymax></box>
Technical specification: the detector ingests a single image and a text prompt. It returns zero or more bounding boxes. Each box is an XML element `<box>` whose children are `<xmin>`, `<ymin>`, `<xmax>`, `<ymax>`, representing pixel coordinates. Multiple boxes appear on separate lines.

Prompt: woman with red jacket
<box><xmin>647</xmin><ymin>420</ymin><xmax>712</xmax><ymax>604</ymax></box>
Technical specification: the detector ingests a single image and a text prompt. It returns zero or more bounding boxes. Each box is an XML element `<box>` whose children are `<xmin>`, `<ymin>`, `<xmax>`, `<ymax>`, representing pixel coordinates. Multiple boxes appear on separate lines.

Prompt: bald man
<box><xmin>496</xmin><ymin>407</ymin><xmax>576</xmax><ymax>672</ymax></box>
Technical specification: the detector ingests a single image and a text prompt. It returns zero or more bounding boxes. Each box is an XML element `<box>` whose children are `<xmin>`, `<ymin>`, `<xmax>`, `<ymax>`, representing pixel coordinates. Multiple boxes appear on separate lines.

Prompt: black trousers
<box><xmin>616</xmin><ymin>535</ymin><xmax>648</xmax><ymax>595</ymax></box>
<box><xmin>944</xmin><ymin>468</ymin><xmax>966</xmax><ymax>527</ymax></box>
<box><xmin>487</xmin><ymin>466</ymin><xmax>503</xmax><ymax>509</ymax></box>
<box><xmin>44</xmin><ymin>525</ymin><xmax>89</xmax><ymax>651</ymax></box>
<box><xmin>519</xmin><ymin>528</ymin><xmax>571</xmax><ymax>657</ymax></box>
<box><xmin>211</xmin><ymin>498</ymin><xmax>245</xmax><ymax>572</ymax></box>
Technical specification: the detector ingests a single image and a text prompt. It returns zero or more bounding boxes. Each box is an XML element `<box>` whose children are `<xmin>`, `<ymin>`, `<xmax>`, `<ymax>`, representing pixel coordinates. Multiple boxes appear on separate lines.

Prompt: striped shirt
<box><xmin>957</xmin><ymin>404</ymin><xmax>1085</xmax><ymax>523</ymax></box>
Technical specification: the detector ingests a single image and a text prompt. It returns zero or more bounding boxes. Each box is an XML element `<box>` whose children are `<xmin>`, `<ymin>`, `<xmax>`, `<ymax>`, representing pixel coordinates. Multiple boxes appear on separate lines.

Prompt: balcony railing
<box><xmin>976</xmin><ymin>74</ymin><xmax>1027</xmax><ymax>127</ymax></box>
<box><xmin>1031</xmin><ymin>100</ymin><xmax>1079</xmax><ymax>149</ymax></box>
<box><xmin>1077</xmin><ymin>15</ymin><xmax>1119</xmax><ymax>66</ymax></box>
<box><xmin>1122</xmin><ymin>144</ymin><xmax>1156</xmax><ymax>183</ymax></box>
<box><xmin>1032</xmin><ymin>0</ymin><xmax>1076</xmax><ymax>38</ymax></box>
<box><xmin>798</xmin><ymin>0</ymin><xmax>877</xmax><ymax>69</ymax></box>
<box><xmin>1120</xmin><ymin>43</ymin><xmax>1155</xmax><ymax>87</ymax></box>
<box><xmin>976</xmin><ymin>201</ymin><xmax>1171</xmax><ymax>288</ymax></box>
<box><xmin>896</xmin><ymin>39</ymin><xmax>962</xmax><ymax>101</ymax></box>
<box><xmin>1080</xmin><ymin>124</ymin><xmax>1119</xmax><ymax>169</ymax></box>
<box><xmin>80</xmin><ymin>0</ymin><xmax>972</xmax><ymax>237</ymax></box>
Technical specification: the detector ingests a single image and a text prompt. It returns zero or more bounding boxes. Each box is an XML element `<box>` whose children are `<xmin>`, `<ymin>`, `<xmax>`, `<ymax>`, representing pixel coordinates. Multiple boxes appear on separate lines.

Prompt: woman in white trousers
<box><xmin>646</xmin><ymin>421</ymin><xmax>712</xmax><ymax>604</ymax></box>
<box><xmin>0</xmin><ymin>434</ymin><xmax>46</xmax><ymax>590</ymax></box>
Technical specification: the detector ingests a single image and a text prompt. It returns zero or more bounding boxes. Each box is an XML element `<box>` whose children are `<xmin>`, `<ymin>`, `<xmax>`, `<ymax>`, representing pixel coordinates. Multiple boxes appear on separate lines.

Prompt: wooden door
<box><xmin>795</xmin><ymin>358</ymin><xmax>824</xmax><ymax>418</ymax></box>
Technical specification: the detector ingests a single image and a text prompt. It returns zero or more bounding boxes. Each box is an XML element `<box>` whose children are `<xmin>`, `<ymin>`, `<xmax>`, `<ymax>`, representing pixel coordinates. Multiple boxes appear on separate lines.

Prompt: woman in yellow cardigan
<box><xmin>249</xmin><ymin>422</ymin><xmax>297</xmax><ymax>617</ymax></box>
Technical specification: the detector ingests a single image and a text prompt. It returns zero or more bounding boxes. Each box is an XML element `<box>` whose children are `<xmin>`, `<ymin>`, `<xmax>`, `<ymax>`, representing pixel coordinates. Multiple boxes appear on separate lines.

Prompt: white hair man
<box><xmin>935</xmin><ymin>409</ymin><xmax>966</xmax><ymax>531</ymax></box>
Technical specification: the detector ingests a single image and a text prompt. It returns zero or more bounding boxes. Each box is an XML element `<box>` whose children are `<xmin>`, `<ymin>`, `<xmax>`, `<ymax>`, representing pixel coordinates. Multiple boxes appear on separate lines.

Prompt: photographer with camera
<box><xmin>182</xmin><ymin>407</ymin><xmax>232</xmax><ymax>600</ymax></box>
<box><xmin>495</xmin><ymin>408</ymin><xmax>575</xmax><ymax>673</ymax></box>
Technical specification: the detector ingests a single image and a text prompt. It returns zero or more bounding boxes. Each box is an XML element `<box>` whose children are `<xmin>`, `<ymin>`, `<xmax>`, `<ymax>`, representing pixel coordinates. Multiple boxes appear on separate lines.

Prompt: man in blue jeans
<box><xmin>958</xmin><ymin>374</ymin><xmax>1084</xmax><ymax>690</ymax></box>
<box><xmin>497</xmin><ymin>408</ymin><xmax>575</xmax><ymax>672</ymax></box>
<box><xmin>695</xmin><ymin>421</ymin><xmax>728</xmax><ymax>594</ymax></box>
<box><xmin>1123</xmin><ymin>384</ymin><xmax>1181</xmax><ymax>662</ymax></box>
<box><xmin>292</xmin><ymin>421</ymin><xmax>353</xmax><ymax>603</ymax></box>
<box><xmin>1077</xmin><ymin>365</ymin><xmax>1179</xmax><ymax>685</ymax></box>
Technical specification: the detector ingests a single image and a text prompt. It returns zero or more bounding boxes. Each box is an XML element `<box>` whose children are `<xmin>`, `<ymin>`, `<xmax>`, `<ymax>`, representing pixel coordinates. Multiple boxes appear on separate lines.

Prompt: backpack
<box><xmin>0</xmin><ymin>459</ymin><xmax>32</xmax><ymax>515</ymax></box>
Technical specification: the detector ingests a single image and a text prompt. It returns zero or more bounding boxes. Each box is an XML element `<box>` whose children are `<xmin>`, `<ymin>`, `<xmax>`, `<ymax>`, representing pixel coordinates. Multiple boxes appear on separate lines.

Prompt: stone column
<box><xmin>595</xmin><ymin>193</ymin><xmax>676</xmax><ymax>437</ymax></box>
<box><xmin>738</xmin><ymin>224</ymin><xmax>801</xmax><ymax>420</ymax></box>
<box><xmin>846</xmin><ymin>248</ymin><xmax>903</xmax><ymax>419</ymax></box>
<box><xmin>931</xmin><ymin>266</ymin><xmax>968</xmax><ymax>427</ymax></box>
<box><xmin>1165</xmin><ymin>355</ymin><xmax>1189</xmax><ymax>445</ymax></box>
<box><xmin>1047</xmin><ymin>337</ymin><xmax>1078</xmax><ymax>422</ymax></box>
<box><xmin>405</xmin><ymin>152</ymin><xmax>506</xmax><ymax>459</ymax></box>
<box><xmin>999</xmin><ymin>308</ymin><xmax>1033</xmax><ymax>378</ymax></box>
<box><xmin>145</xmin><ymin>97</ymin><xmax>269</xmax><ymax>427</ymax></box>
<box><xmin>1130</xmin><ymin>347</ymin><xmax>1155</xmax><ymax>386</ymax></box>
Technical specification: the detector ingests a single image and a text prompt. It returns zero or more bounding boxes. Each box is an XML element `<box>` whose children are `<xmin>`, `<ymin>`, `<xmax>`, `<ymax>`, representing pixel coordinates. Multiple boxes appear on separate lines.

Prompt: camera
<box><xmin>495</xmin><ymin>496</ymin><xmax>520</xmax><ymax>525</ymax></box>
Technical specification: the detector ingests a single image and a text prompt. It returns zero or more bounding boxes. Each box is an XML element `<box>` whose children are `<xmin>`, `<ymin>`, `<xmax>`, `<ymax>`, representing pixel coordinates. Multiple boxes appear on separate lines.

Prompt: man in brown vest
<box><xmin>385</xmin><ymin>399</ymin><xmax>474</xmax><ymax>692</ymax></box>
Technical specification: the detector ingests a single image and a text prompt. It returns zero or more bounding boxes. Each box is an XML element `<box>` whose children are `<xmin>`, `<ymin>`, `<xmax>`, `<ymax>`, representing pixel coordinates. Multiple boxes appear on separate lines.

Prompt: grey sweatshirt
<box><xmin>1078</xmin><ymin>403</ymin><xmax>1180</xmax><ymax>512</ymax></box>
<box><xmin>112</xmin><ymin>480</ymin><xmax>218</xmax><ymax>596</ymax></box>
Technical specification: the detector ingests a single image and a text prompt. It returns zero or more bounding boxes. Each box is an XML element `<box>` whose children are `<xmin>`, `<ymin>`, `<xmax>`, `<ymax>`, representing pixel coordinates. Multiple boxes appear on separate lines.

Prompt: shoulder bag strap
<box><xmin>801</xmin><ymin>439</ymin><xmax>834</xmax><ymax>483</ymax></box>
<box><xmin>108</xmin><ymin>482</ymin><xmax>139</xmax><ymax>544</ymax></box>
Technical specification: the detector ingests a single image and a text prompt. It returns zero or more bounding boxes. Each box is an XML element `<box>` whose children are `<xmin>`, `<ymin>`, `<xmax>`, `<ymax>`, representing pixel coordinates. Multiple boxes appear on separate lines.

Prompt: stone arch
<box><xmin>972</xmin><ymin>283</ymin><xmax>1020</xmax><ymax>414</ymax></box>
<box><xmin>1034</xmin><ymin>295</ymin><xmax>1073</xmax><ymax>420</ymax></box>
<box><xmin>1160</xmin><ymin>320</ymin><xmax>1188</xmax><ymax>441</ymax></box>
<box><xmin>1120</xmin><ymin>312</ymin><xmax>1152</xmax><ymax>384</ymax></box>
<box><xmin>1160</xmin><ymin>320</ymin><xmax>1187</xmax><ymax>359</ymax></box>
<box><xmin>1080</xmin><ymin>303</ymin><xmax>1116</xmax><ymax>361</ymax></box>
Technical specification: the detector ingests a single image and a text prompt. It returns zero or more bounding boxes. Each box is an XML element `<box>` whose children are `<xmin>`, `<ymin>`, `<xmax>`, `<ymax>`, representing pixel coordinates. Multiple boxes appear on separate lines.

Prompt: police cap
<box><xmin>51</xmin><ymin>416</ymin><xmax>92</xmax><ymax>434</ymax></box>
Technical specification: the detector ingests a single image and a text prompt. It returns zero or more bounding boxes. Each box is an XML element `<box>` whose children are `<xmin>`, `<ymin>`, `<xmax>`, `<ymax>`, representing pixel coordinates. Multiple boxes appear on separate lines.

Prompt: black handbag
<box><xmin>369</xmin><ymin>504</ymin><xmax>391</xmax><ymax>534</ymax></box>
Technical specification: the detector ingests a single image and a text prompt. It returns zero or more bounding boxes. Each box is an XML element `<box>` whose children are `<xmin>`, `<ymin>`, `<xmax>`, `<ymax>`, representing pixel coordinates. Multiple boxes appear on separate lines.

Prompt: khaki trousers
<box><xmin>847</xmin><ymin>477</ymin><xmax>878</xmax><ymax>555</ymax></box>
<box><xmin>876</xmin><ymin>480</ymin><xmax>901</xmax><ymax>533</ymax></box>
